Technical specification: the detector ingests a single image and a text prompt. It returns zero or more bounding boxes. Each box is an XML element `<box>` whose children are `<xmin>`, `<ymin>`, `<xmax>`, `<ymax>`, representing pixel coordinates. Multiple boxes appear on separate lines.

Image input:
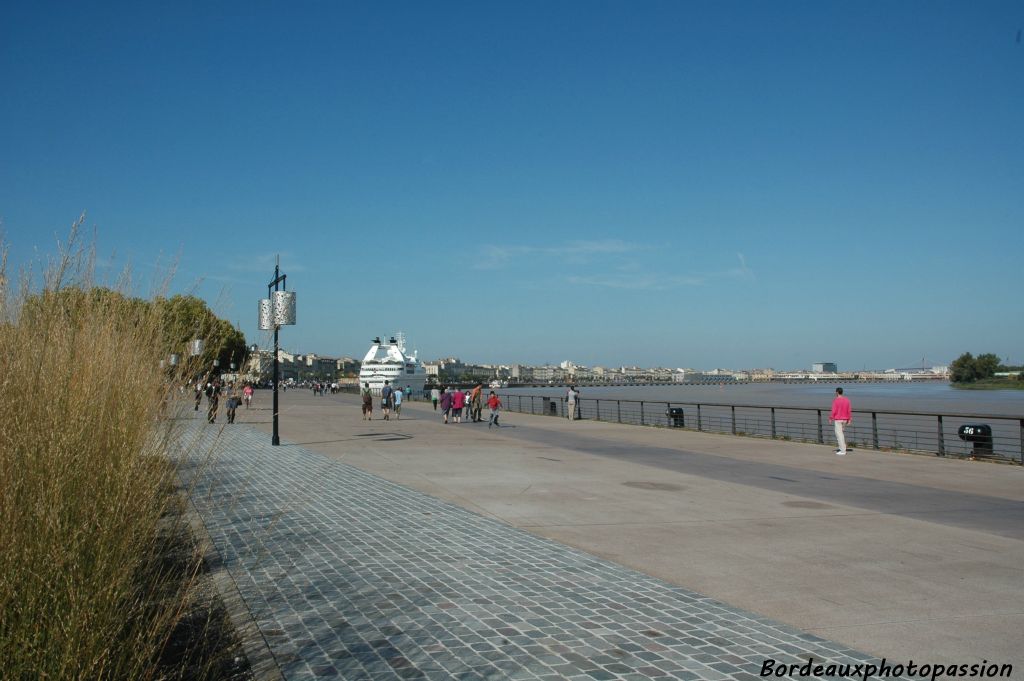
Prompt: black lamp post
<box><xmin>260</xmin><ymin>256</ymin><xmax>296</xmax><ymax>446</ymax></box>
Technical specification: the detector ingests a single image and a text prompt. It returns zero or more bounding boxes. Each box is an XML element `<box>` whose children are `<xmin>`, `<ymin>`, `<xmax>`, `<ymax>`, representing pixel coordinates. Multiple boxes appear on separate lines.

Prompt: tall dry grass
<box><xmin>0</xmin><ymin>228</ymin><xmax>219</xmax><ymax>679</ymax></box>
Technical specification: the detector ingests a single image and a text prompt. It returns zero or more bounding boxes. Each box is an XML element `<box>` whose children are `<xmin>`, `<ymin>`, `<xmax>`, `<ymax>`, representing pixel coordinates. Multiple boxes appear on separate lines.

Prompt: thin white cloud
<box><xmin>719</xmin><ymin>252</ymin><xmax>756</xmax><ymax>281</ymax></box>
<box><xmin>566</xmin><ymin>273</ymin><xmax>705</xmax><ymax>290</ymax></box>
<box><xmin>566</xmin><ymin>253</ymin><xmax>754</xmax><ymax>291</ymax></box>
<box><xmin>477</xmin><ymin>240</ymin><xmax>754</xmax><ymax>291</ymax></box>
<box><xmin>474</xmin><ymin>239</ymin><xmax>644</xmax><ymax>270</ymax></box>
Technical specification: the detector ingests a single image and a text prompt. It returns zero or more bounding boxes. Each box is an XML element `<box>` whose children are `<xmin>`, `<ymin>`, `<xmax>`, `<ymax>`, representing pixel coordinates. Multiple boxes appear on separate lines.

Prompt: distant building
<box><xmin>336</xmin><ymin>356</ymin><xmax>360</xmax><ymax>376</ymax></box>
<box><xmin>812</xmin><ymin>362</ymin><xmax>838</xmax><ymax>373</ymax></box>
<box><xmin>532</xmin><ymin>366</ymin><xmax>565</xmax><ymax>382</ymax></box>
<box><xmin>510</xmin><ymin>364</ymin><xmax>532</xmax><ymax>381</ymax></box>
<box><xmin>672</xmin><ymin>369</ymin><xmax>702</xmax><ymax>382</ymax></box>
<box><xmin>573</xmin><ymin>367</ymin><xmax>595</xmax><ymax>381</ymax></box>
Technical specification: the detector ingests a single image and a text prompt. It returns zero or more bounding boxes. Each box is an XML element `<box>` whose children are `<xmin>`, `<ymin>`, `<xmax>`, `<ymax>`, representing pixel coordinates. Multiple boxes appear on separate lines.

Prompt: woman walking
<box><xmin>451</xmin><ymin>388</ymin><xmax>465</xmax><ymax>424</ymax></box>
<box><xmin>439</xmin><ymin>387</ymin><xmax>452</xmax><ymax>424</ymax></box>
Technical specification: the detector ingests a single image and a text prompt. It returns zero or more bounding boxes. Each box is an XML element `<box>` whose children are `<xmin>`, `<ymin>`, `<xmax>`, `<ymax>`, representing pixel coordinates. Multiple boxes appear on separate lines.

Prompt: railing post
<box><xmin>617</xmin><ymin>400</ymin><xmax>621</xmax><ymax>423</ymax></box>
<box><xmin>872</xmin><ymin>412</ymin><xmax>879</xmax><ymax>449</ymax></box>
<box><xmin>640</xmin><ymin>401</ymin><xmax>645</xmax><ymax>425</ymax></box>
<box><xmin>596</xmin><ymin>399</ymin><xmax>600</xmax><ymax>421</ymax></box>
<box><xmin>666</xmin><ymin>402</ymin><xmax>670</xmax><ymax>428</ymax></box>
<box><xmin>731</xmin><ymin>406</ymin><xmax>736</xmax><ymax>435</ymax></box>
<box><xmin>697</xmin><ymin>404</ymin><xmax>702</xmax><ymax>431</ymax></box>
<box><xmin>937</xmin><ymin>415</ymin><xmax>945</xmax><ymax>456</ymax></box>
<box><xmin>771</xmin><ymin>407</ymin><xmax>776</xmax><ymax>439</ymax></box>
<box><xmin>1020</xmin><ymin>419</ymin><xmax>1023</xmax><ymax>465</ymax></box>
<box><xmin>817</xmin><ymin>410</ymin><xmax>823</xmax><ymax>444</ymax></box>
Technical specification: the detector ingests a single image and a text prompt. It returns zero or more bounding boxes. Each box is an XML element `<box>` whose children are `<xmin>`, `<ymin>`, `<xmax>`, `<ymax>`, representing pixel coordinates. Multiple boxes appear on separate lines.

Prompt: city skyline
<box><xmin>271</xmin><ymin>344</ymin><xmax>952</xmax><ymax>376</ymax></box>
<box><xmin>3</xmin><ymin>3</ymin><xmax>1022</xmax><ymax>369</ymax></box>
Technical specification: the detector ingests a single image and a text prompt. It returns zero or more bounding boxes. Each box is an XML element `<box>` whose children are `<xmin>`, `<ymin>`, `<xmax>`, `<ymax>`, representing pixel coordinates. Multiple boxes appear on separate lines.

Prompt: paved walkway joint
<box><xmin>181</xmin><ymin>423</ymin><xmax>894</xmax><ymax>680</ymax></box>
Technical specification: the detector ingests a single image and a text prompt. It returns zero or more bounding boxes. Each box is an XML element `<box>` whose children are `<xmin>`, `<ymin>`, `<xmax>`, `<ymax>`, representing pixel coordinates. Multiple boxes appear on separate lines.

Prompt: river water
<box><xmin>499</xmin><ymin>382</ymin><xmax>1024</xmax><ymax>461</ymax></box>
<box><xmin>502</xmin><ymin>382</ymin><xmax>1024</xmax><ymax>416</ymax></box>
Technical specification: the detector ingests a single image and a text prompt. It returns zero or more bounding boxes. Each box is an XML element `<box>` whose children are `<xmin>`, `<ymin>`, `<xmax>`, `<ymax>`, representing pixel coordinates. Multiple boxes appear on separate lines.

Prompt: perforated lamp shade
<box><xmin>272</xmin><ymin>290</ymin><xmax>296</xmax><ymax>326</ymax></box>
<box><xmin>189</xmin><ymin>339</ymin><xmax>205</xmax><ymax>356</ymax></box>
<box><xmin>258</xmin><ymin>299</ymin><xmax>273</xmax><ymax>330</ymax></box>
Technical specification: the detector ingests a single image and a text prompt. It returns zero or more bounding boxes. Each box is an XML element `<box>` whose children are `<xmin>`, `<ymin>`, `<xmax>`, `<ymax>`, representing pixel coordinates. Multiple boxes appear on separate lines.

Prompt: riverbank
<box><xmin>952</xmin><ymin>379</ymin><xmax>1024</xmax><ymax>390</ymax></box>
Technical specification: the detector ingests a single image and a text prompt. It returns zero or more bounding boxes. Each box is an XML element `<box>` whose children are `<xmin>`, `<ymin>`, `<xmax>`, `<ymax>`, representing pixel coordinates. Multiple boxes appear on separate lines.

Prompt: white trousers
<box><xmin>568</xmin><ymin>402</ymin><xmax>576</xmax><ymax>420</ymax></box>
<box><xmin>834</xmin><ymin>419</ymin><xmax>849</xmax><ymax>452</ymax></box>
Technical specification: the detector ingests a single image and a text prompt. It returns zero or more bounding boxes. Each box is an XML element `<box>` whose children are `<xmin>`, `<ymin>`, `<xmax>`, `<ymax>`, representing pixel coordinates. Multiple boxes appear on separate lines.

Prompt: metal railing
<box><xmin>498</xmin><ymin>393</ymin><xmax>1024</xmax><ymax>465</ymax></box>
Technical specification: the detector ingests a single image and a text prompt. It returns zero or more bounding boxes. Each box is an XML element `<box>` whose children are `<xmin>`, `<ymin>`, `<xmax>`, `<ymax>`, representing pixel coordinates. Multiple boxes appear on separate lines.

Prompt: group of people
<box><xmin>430</xmin><ymin>385</ymin><xmax>503</xmax><ymax>428</ymax></box>
<box><xmin>359</xmin><ymin>382</ymin><xmax>503</xmax><ymax>427</ymax></box>
<box><xmin>199</xmin><ymin>375</ymin><xmax>853</xmax><ymax>456</ymax></box>
<box><xmin>195</xmin><ymin>379</ymin><xmax>255</xmax><ymax>424</ymax></box>
<box><xmin>361</xmin><ymin>381</ymin><xmax>405</xmax><ymax>420</ymax></box>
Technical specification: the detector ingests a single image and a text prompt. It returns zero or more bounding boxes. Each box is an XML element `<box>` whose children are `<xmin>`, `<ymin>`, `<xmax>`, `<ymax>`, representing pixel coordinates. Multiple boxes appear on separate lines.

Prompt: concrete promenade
<box><xmin>184</xmin><ymin>389</ymin><xmax>1024</xmax><ymax>679</ymax></box>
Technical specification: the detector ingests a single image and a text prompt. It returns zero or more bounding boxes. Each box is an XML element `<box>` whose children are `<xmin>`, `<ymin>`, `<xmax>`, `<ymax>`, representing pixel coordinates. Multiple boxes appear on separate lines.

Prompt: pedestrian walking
<box><xmin>206</xmin><ymin>380</ymin><xmax>221</xmax><ymax>424</ymax></box>
<box><xmin>470</xmin><ymin>384</ymin><xmax>483</xmax><ymax>422</ymax></box>
<box><xmin>361</xmin><ymin>382</ymin><xmax>373</xmax><ymax>420</ymax></box>
<box><xmin>439</xmin><ymin>387</ymin><xmax>452</xmax><ymax>424</ymax></box>
<box><xmin>394</xmin><ymin>387</ymin><xmax>403</xmax><ymax>419</ymax></box>
<box><xmin>381</xmin><ymin>381</ymin><xmax>394</xmax><ymax>420</ymax></box>
<box><xmin>431</xmin><ymin>386</ymin><xmax>440</xmax><ymax>410</ymax></box>
<box><xmin>226</xmin><ymin>391</ymin><xmax>239</xmax><ymax>424</ymax></box>
<box><xmin>487</xmin><ymin>391</ymin><xmax>502</xmax><ymax>428</ymax></box>
<box><xmin>829</xmin><ymin>387</ymin><xmax>853</xmax><ymax>456</ymax></box>
<box><xmin>243</xmin><ymin>383</ymin><xmax>254</xmax><ymax>409</ymax></box>
<box><xmin>452</xmin><ymin>388</ymin><xmax>465</xmax><ymax>423</ymax></box>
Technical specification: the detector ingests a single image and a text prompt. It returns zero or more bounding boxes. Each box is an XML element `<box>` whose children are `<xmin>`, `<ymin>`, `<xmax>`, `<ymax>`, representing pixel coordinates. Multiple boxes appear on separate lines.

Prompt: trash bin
<box><xmin>542</xmin><ymin>397</ymin><xmax>557</xmax><ymax>416</ymax></box>
<box><xmin>957</xmin><ymin>424</ymin><xmax>993</xmax><ymax>458</ymax></box>
<box><xmin>550</xmin><ymin>400</ymin><xmax>558</xmax><ymax>416</ymax></box>
<box><xmin>667</xmin><ymin>407</ymin><xmax>685</xmax><ymax>428</ymax></box>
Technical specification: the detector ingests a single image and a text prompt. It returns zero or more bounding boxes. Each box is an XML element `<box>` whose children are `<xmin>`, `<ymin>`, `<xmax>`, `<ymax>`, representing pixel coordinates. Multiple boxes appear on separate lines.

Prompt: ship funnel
<box><xmin>373</xmin><ymin>337</ymin><xmax>381</xmax><ymax>344</ymax></box>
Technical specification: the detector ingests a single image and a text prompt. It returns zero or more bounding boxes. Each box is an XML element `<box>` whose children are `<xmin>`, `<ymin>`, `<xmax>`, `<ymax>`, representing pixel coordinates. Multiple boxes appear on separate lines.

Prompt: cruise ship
<box><xmin>358</xmin><ymin>333</ymin><xmax>428</xmax><ymax>395</ymax></box>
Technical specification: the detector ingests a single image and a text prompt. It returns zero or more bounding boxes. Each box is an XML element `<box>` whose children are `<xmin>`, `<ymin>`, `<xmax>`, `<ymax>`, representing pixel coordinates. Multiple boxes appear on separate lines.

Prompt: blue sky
<box><xmin>2</xmin><ymin>1</ymin><xmax>1022</xmax><ymax>370</ymax></box>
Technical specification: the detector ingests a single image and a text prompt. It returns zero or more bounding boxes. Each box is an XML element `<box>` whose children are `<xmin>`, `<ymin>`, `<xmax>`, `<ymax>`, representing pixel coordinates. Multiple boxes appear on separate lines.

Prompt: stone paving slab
<box><xmin>181</xmin><ymin>423</ymin><xmax>898</xmax><ymax>680</ymax></box>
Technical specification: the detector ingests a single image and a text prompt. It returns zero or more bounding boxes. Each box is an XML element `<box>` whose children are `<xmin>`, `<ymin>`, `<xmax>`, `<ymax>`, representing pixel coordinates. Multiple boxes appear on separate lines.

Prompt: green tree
<box><xmin>153</xmin><ymin>295</ymin><xmax>247</xmax><ymax>372</ymax></box>
<box><xmin>949</xmin><ymin>352</ymin><xmax>978</xmax><ymax>383</ymax></box>
<box><xmin>974</xmin><ymin>353</ymin><xmax>1000</xmax><ymax>380</ymax></box>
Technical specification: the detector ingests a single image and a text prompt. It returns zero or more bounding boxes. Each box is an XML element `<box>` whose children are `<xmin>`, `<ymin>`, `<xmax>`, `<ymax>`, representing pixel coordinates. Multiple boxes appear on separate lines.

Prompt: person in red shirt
<box><xmin>451</xmin><ymin>388</ymin><xmax>465</xmax><ymax>423</ymax></box>
<box><xmin>487</xmin><ymin>391</ymin><xmax>502</xmax><ymax>428</ymax></box>
<box><xmin>829</xmin><ymin>387</ymin><xmax>853</xmax><ymax>456</ymax></box>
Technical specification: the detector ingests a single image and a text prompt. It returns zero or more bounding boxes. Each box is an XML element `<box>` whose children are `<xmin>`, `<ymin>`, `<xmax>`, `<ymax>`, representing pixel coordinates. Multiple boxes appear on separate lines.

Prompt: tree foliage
<box><xmin>22</xmin><ymin>289</ymin><xmax>248</xmax><ymax>378</ymax></box>
<box><xmin>153</xmin><ymin>295</ymin><xmax>247</xmax><ymax>372</ymax></box>
<box><xmin>950</xmin><ymin>351</ymin><xmax>1002</xmax><ymax>383</ymax></box>
<box><xmin>973</xmin><ymin>353</ymin><xmax>1000</xmax><ymax>380</ymax></box>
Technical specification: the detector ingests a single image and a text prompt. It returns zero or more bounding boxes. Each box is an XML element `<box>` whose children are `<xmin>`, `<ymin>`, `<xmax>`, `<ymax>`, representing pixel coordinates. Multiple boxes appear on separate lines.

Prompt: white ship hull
<box><xmin>358</xmin><ymin>334</ymin><xmax>427</xmax><ymax>395</ymax></box>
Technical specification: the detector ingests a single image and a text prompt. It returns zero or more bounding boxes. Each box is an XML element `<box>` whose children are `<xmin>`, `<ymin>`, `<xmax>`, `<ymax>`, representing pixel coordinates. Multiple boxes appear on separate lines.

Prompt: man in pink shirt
<box><xmin>829</xmin><ymin>387</ymin><xmax>852</xmax><ymax>456</ymax></box>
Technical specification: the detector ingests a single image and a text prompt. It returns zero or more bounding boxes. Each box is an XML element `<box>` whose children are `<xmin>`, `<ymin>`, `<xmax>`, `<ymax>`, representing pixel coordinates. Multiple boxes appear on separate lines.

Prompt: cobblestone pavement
<box><xmin>182</xmin><ymin>423</ymin><xmax>896</xmax><ymax>680</ymax></box>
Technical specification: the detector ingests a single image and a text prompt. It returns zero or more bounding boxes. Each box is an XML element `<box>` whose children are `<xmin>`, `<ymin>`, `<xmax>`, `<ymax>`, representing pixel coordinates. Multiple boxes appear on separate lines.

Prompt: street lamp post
<box><xmin>260</xmin><ymin>256</ymin><xmax>296</xmax><ymax>446</ymax></box>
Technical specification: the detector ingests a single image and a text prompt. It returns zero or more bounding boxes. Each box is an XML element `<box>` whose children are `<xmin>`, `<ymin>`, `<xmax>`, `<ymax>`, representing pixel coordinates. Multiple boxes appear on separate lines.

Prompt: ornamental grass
<box><xmin>0</xmin><ymin>225</ymin><xmax>241</xmax><ymax>679</ymax></box>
